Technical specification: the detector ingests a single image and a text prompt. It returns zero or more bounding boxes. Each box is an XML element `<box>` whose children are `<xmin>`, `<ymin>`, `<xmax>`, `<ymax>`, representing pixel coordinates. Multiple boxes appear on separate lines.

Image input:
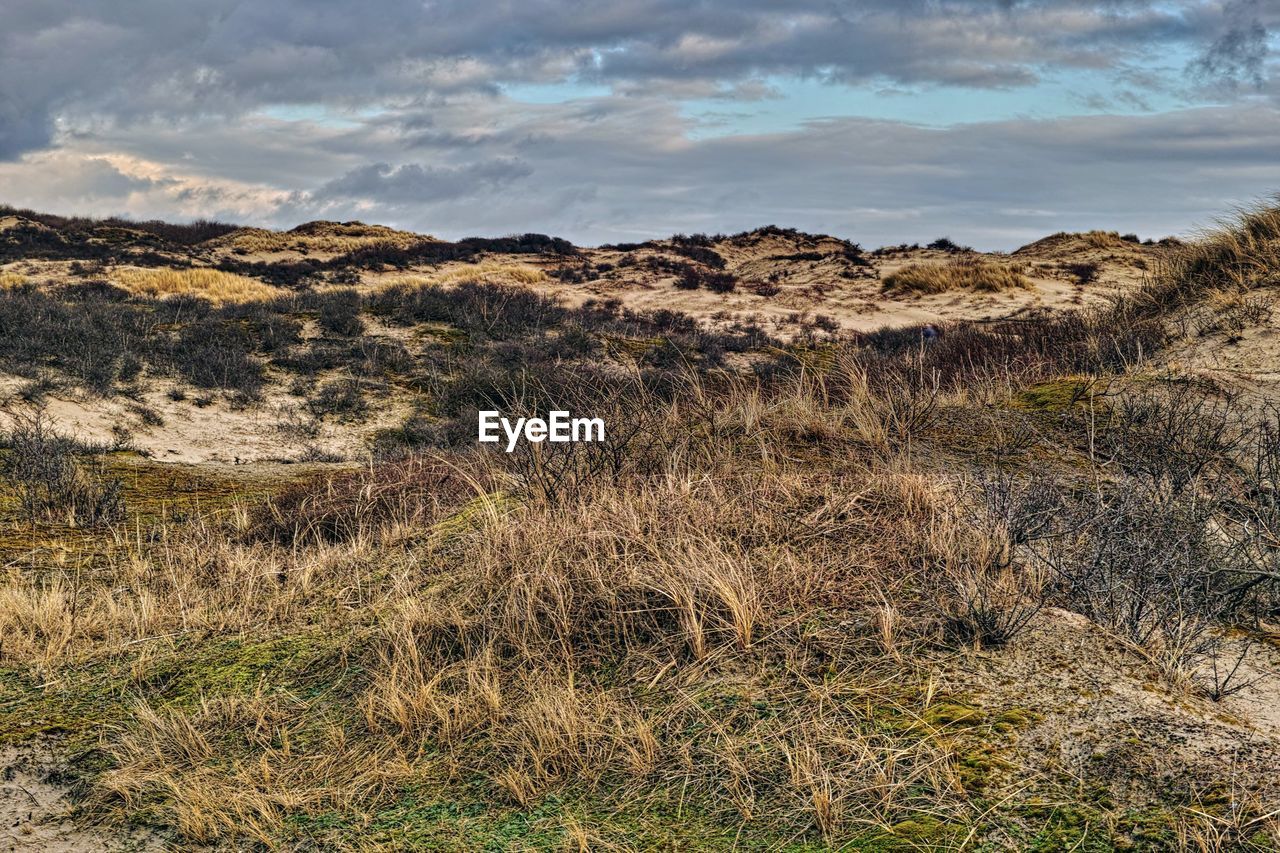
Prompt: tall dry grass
<box><xmin>883</xmin><ymin>257</ymin><xmax>1032</xmax><ymax>294</ymax></box>
<box><xmin>113</xmin><ymin>266</ymin><xmax>283</xmax><ymax>303</ymax></box>
<box><xmin>381</xmin><ymin>260</ymin><xmax>548</xmax><ymax>290</ymax></box>
<box><xmin>15</xmin><ymin>198</ymin><xmax>1280</xmax><ymax>845</ymax></box>
<box><xmin>0</xmin><ymin>367</ymin><xmax>1002</xmax><ymax>845</ymax></box>
<box><xmin>1147</xmin><ymin>201</ymin><xmax>1280</xmax><ymax>310</ymax></box>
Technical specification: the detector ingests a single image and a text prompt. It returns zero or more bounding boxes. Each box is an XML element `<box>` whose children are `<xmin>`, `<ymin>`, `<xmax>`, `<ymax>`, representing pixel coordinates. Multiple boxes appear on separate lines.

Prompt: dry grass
<box><xmin>0</xmin><ymin>270</ymin><xmax>25</xmax><ymax>289</ymax></box>
<box><xmin>0</xmin><ymin>371</ymin><xmax>992</xmax><ymax>846</ymax></box>
<box><xmin>883</xmin><ymin>257</ymin><xmax>1032</xmax><ymax>294</ymax></box>
<box><xmin>1080</xmin><ymin>230</ymin><xmax>1130</xmax><ymax>249</ymax></box>
<box><xmin>112</xmin><ymin>266</ymin><xmax>283</xmax><ymax>303</ymax></box>
<box><xmin>383</xmin><ymin>260</ymin><xmax>549</xmax><ymax>290</ymax></box>
<box><xmin>9</xmin><ymin>204</ymin><xmax>1280</xmax><ymax>847</ymax></box>
<box><xmin>1158</xmin><ymin>202</ymin><xmax>1280</xmax><ymax>302</ymax></box>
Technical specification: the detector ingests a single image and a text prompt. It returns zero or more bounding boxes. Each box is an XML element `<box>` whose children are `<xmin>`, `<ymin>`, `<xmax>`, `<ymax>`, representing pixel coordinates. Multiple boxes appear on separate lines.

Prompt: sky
<box><xmin>1</xmin><ymin>1</ymin><xmax>1278</xmax><ymax>249</ymax></box>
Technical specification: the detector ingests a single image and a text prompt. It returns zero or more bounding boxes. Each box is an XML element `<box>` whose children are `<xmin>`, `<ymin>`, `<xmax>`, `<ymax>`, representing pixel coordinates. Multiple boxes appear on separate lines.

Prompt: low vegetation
<box><xmin>211</xmin><ymin>221</ymin><xmax>428</xmax><ymax>255</ymax></box>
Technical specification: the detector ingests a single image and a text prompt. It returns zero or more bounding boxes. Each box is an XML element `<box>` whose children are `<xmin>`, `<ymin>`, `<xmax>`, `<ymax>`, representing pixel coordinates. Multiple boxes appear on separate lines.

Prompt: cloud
<box><xmin>1189</xmin><ymin>0</ymin><xmax>1271</xmax><ymax>91</ymax></box>
<box><xmin>1</xmin><ymin>0</ymin><xmax>1277</xmax><ymax>246</ymax></box>
<box><xmin>310</xmin><ymin>159</ymin><xmax>533</xmax><ymax>204</ymax></box>
<box><xmin>0</xmin><ymin>153</ymin><xmax>163</xmax><ymax>204</ymax></box>
<box><xmin>0</xmin><ymin>1</ymin><xmax>1272</xmax><ymax>161</ymax></box>
<box><xmin>11</xmin><ymin>93</ymin><xmax>1279</xmax><ymax>251</ymax></box>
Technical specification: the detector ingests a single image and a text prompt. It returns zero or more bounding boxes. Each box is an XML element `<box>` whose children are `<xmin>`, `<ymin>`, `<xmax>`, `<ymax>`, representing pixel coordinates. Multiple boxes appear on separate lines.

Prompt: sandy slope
<box><xmin>382</xmin><ymin>229</ymin><xmax>1167</xmax><ymax>334</ymax></box>
<box><xmin>946</xmin><ymin>609</ymin><xmax>1280</xmax><ymax>809</ymax></box>
<box><xmin>0</xmin><ymin>743</ymin><xmax>163</xmax><ymax>852</ymax></box>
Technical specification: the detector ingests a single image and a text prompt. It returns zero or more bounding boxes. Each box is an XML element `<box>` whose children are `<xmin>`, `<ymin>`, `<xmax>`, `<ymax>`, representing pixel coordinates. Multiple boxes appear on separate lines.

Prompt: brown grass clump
<box><xmin>882</xmin><ymin>257</ymin><xmax>1032</xmax><ymax>294</ymax></box>
<box><xmin>1152</xmin><ymin>201</ymin><xmax>1280</xmax><ymax>307</ymax></box>
<box><xmin>383</xmin><ymin>260</ymin><xmax>549</xmax><ymax>290</ymax></box>
<box><xmin>1080</xmin><ymin>230</ymin><xmax>1130</xmax><ymax>249</ymax></box>
<box><xmin>113</xmin><ymin>266</ymin><xmax>283</xmax><ymax>303</ymax></box>
<box><xmin>2</xmin><ymin>372</ymin><xmax>986</xmax><ymax>846</ymax></box>
<box><xmin>0</xmin><ymin>270</ymin><xmax>25</xmax><ymax>289</ymax></box>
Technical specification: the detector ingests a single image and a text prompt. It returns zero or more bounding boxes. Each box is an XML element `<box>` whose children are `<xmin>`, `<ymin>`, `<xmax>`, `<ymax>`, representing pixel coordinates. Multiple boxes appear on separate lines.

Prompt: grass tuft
<box><xmin>883</xmin><ymin>257</ymin><xmax>1032</xmax><ymax>294</ymax></box>
<box><xmin>113</xmin><ymin>267</ymin><xmax>284</xmax><ymax>304</ymax></box>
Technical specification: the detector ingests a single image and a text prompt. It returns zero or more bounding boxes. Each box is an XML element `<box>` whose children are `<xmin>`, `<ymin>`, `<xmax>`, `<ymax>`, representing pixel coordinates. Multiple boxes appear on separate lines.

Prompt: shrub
<box><xmin>1031</xmin><ymin>479</ymin><xmax>1230</xmax><ymax>676</ymax></box>
<box><xmin>168</xmin><ymin>320</ymin><xmax>264</xmax><ymax>392</ymax></box>
<box><xmin>674</xmin><ymin>266</ymin><xmax>737</xmax><ymax>293</ymax></box>
<box><xmin>316</xmin><ymin>289</ymin><xmax>365</xmax><ymax>337</ymax></box>
<box><xmin>1063</xmin><ymin>261</ymin><xmax>1100</xmax><ymax>285</ymax></box>
<box><xmin>927</xmin><ymin>237</ymin><xmax>972</xmax><ymax>253</ymax></box>
<box><xmin>668</xmin><ymin>243</ymin><xmax>726</xmax><ymax>269</ymax></box>
<box><xmin>674</xmin><ymin>266</ymin><xmax>702</xmax><ymax>290</ymax></box>
<box><xmin>306</xmin><ymin>378</ymin><xmax>370</xmax><ymax>421</ymax></box>
<box><xmin>0</xmin><ymin>287</ymin><xmax>155</xmax><ymax>392</ymax></box>
<box><xmin>0</xmin><ymin>408</ymin><xmax>124</xmax><ymax>526</ymax></box>
<box><xmin>705</xmin><ymin>271</ymin><xmax>737</xmax><ymax>294</ymax></box>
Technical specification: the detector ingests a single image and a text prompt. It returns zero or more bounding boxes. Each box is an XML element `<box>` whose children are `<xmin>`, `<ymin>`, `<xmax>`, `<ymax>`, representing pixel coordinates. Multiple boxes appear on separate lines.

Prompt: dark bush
<box><xmin>0</xmin><ymin>287</ymin><xmax>153</xmax><ymax>392</ymax></box>
<box><xmin>705</xmin><ymin>272</ymin><xmax>737</xmax><ymax>294</ymax></box>
<box><xmin>306</xmin><ymin>378</ymin><xmax>370</xmax><ymax>421</ymax></box>
<box><xmin>674</xmin><ymin>266</ymin><xmax>736</xmax><ymax>293</ymax></box>
<box><xmin>928</xmin><ymin>237</ymin><xmax>972</xmax><ymax>253</ymax></box>
<box><xmin>674</xmin><ymin>267</ymin><xmax>702</xmax><ymax>290</ymax></box>
<box><xmin>168</xmin><ymin>320</ymin><xmax>264</xmax><ymax>392</ymax></box>
<box><xmin>1063</xmin><ymin>261</ymin><xmax>1100</xmax><ymax>285</ymax></box>
<box><xmin>316</xmin><ymin>289</ymin><xmax>365</xmax><ymax>337</ymax></box>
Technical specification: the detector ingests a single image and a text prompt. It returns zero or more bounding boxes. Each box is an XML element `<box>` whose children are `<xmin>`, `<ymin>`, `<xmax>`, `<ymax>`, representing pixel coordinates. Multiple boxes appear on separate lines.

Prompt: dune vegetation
<box><xmin>383</xmin><ymin>260</ymin><xmax>550</xmax><ymax>290</ymax></box>
<box><xmin>112</xmin><ymin>266</ymin><xmax>285</xmax><ymax>304</ymax></box>
<box><xmin>210</xmin><ymin>221</ymin><xmax>430</xmax><ymax>256</ymax></box>
<box><xmin>881</xmin><ymin>257</ymin><xmax>1032</xmax><ymax>294</ymax></box>
<box><xmin>0</xmin><ymin>203</ymin><xmax>1279</xmax><ymax>849</ymax></box>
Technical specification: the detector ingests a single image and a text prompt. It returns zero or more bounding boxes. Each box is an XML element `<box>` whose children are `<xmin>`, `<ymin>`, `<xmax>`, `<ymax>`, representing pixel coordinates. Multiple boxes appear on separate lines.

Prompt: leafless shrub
<box><xmin>1197</xmin><ymin>636</ymin><xmax>1269</xmax><ymax>702</ymax></box>
<box><xmin>1030</xmin><ymin>480</ymin><xmax>1231</xmax><ymax>678</ymax></box>
<box><xmin>932</xmin><ymin>474</ymin><xmax>1058</xmax><ymax>646</ymax></box>
<box><xmin>1</xmin><ymin>407</ymin><xmax>124</xmax><ymax>526</ymax></box>
<box><xmin>1097</xmin><ymin>383</ymin><xmax>1247</xmax><ymax>495</ymax></box>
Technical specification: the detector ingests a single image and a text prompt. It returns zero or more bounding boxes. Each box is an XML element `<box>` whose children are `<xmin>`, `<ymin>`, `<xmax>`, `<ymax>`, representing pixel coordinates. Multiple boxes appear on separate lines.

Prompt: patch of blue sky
<box><xmin>677</xmin><ymin>71</ymin><xmax>1198</xmax><ymax>139</ymax></box>
<box><xmin>499</xmin><ymin>82</ymin><xmax>614</xmax><ymax>103</ymax></box>
<box><xmin>256</xmin><ymin>104</ymin><xmax>376</xmax><ymax>128</ymax></box>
